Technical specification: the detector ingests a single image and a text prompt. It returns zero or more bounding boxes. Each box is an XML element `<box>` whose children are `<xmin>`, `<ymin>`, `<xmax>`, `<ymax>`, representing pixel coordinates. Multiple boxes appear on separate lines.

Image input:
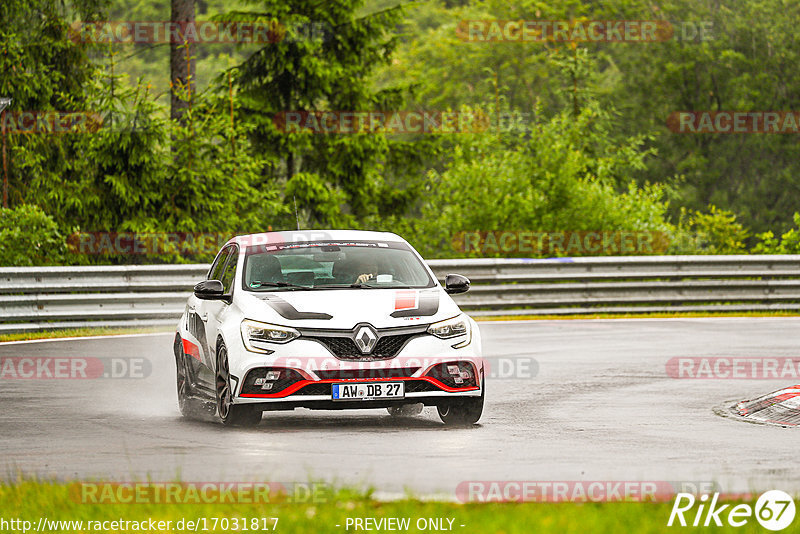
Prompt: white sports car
<box><xmin>173</xmin><ymin>230</ymin><xmax>484</xmax><ymax>426</ymax></box>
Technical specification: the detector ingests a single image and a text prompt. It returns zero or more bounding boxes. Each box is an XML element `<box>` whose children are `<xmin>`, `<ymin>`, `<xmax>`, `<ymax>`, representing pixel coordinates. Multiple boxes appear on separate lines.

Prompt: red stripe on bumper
<box><xmin>240</xmin><ymin>376</ymin><xmax>479</xmax><ymax>398</ymax></box>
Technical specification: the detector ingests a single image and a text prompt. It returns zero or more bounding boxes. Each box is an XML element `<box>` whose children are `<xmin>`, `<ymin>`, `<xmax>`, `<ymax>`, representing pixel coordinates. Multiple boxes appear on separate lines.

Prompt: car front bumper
<box><xmin>226</xmin><ymin>328</ymin><xmax>484</xmax><ymax>409</ymax></box>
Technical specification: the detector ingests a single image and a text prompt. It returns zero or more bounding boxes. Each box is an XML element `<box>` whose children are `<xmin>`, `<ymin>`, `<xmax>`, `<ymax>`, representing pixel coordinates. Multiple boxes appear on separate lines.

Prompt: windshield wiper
<box><xmin>311</xmin><ymin>283</ymin><xmax>380</xmax><ymax>289</ymax></box>
<box><xmin>315</xmin><ymin>283</ymin><xmax>418</xmax><ymax>289</ymax></box>
<box><xmin>250</xmin><ymin>282</ymin><xmax>313</xmax><ymax>290</ymax></box>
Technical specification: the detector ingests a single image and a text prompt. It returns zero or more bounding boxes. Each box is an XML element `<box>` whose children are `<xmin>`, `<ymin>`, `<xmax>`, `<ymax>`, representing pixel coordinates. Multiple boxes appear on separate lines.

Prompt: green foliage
<box><xmin>1</xmin><ymin>0</ymin><xmax>107</xmax><ymax>212</ymax></box>
<box><xmin>228</xmin><ymin>0</ymin><xmax>438</xmax><ymax>228</ymax></box>
<box><xmin>8</xmin><ymin>0</ymin><xmax>800</xmax><ymax>264</ymax></box>
<box><xmin>375</xmin><ymin>0</ymin><xmax>800</xmax><ymax>237</ymax></box>
<box><xmin>752</xmin><ymin>213</ymin><xmax>800</xmax><ymax>254</ymax></box>
<box><xmin>101</xmin><ymin>0</ymin><xmax>253</xmax><ymax>108</ymax></box>
<box><xmin>0</xmin><ymin>0</ymin><xmax>104</xmax><ymax>113</ymax></box>
<box><xmin>406</xmin><ymin>100</ymin><xmax>672</xmax><ymax>258</ymax></box>
<box><xmin>166</xmin><ymin>77</ymin><xmax>285</xmax><ymax>238</ymax></box>
<box><xmin>15</xmin><ymin>69</ymin><xmax>169</xmax><ymax>235</ymax></box>
<box><xmin>10</xmin><ymin>46</ymin><xmax>283</xmax><ymax>264</ymax></box>
<box><xmin>671</xmin><ymin>206</ymin><xmax>749</xmax><ymax>255</ymax></box>
<box><xmin>376</xmin><ymin>0</ymin><xmax>628</xmax><ymax>113</ymax></box>
<box><xmin>607</xmin><ymin>0</ymin><xmax>800</xmax><ymax>235</ymax></box>
<box><xmin>0</xmin><ymin>205</ymin><xmax>65</xmax><ymax>266</ymax></box>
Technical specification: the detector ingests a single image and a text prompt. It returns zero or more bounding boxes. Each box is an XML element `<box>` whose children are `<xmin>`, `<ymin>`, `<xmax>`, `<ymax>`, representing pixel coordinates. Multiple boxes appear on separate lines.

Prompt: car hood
<box><xmin>236</xmin><ymin>287</ymin><xmax>461</xmax><ymax>329</ymax></box>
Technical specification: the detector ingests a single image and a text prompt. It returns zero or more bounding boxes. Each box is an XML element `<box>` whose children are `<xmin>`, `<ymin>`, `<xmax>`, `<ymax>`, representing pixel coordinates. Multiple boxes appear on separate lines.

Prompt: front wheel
<box><xmin>216</xmin><ymin>342</ymin><xmax>262</xmax><ymax>427</ymax></box>
<box><xmin>437</xmin><ymin>384</ymin><xmax>484</xmax><ymax>426</ymax></box>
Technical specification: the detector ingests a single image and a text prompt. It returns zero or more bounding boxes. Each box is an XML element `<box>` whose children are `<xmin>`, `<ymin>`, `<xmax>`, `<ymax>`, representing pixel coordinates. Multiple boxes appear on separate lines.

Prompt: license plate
<box><xmin>332</xmin><ymin>382</ymin><xmax>405</xmax><ymax>400</ymax></box>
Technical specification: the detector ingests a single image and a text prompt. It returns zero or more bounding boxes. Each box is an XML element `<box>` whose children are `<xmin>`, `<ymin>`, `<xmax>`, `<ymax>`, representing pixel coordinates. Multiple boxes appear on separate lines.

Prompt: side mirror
<box><xmin>194</xmin><ymin>279</ymin><xmax>225</xmax><ymax>300</ymax></box>
<box><xmin>444</xmin><ymin>273</ymin><xmax>470</xmax><ymax>295</ymax></box>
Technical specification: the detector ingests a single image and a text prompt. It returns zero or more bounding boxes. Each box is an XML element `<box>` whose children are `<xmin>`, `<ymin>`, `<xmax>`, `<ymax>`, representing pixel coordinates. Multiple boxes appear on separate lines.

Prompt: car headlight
<box><xmin>427</xmin><ymin>314</ymin><xmax>472</xmax><ymax>348</ymax></box>
<box><xmin>241</xmin><ymin>319</ymin><xmax>300</xmax><ymax>353</ymax></box>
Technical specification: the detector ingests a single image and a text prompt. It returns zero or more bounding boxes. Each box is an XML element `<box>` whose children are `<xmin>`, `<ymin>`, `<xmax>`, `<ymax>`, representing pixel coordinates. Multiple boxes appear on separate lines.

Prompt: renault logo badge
<box><xmin>354</xmin><ymin>325</ymin><xmax>378</xmax><ymax>354</ymax></box>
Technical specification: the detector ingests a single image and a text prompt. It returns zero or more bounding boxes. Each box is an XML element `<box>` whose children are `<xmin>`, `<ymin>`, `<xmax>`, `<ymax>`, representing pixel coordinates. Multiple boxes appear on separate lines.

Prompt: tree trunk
<box><xmin>170</xmin><ymin>0</ymin><xmax>195</xmax><ymax>124</ymax></box>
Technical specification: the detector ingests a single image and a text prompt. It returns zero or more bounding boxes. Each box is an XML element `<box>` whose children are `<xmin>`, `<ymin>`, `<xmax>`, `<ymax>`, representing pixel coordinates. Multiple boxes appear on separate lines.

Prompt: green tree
<box><xmin>670</xmin><ymin>205</ymin><xmax>749</xmax><ymax>255</ymax></box>
<box><xmin>1</xmin><ymin>0</ymin><xmax>106</xmax><ymax>208</ymax></box>
<box><xmin>12</xmin><ymin>47</ymin><xmax>282</xmax><ymax>263</ymax></box>
<box><xmin>408</xmin><ymin>100</ymin><xmax>672</xmax><ymax>258</ymax></box>
<box><xmin>375</xmin><ymin>0</ymin><xmax>800</xmax><ymax>239</ymax></box>
<box><xmin>592</xmin><ymin>0</ymin><xmax>800</xmax><ymax>235</ymax></box>
<box><xmin>0</xmin><ymin>205</ymin><xmax>65</xmax><ymax>265</ymax></box>
<box><xmin>226</xmin><ymin>0</ymin><xmax>438</xmax><ymax>228</ymax></box>
<box><xmin>753</xmin><ymin>213</ymin><xmax>800</xmax><ymax>254</ymax></box>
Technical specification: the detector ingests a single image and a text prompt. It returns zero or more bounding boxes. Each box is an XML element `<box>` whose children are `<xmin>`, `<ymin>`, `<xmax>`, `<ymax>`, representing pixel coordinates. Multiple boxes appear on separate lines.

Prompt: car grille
<box><xmin>293</xmin><ymin>379</ymin><xmax>438</xmax><ymax>396</ymax></box>
<box><xmin>405</xmin><ymin>380</ymin><xmax>438</xmax><ymax>393</ymax></box>
<box><xmin>305</xmin><ymin>333</ymin><xmax>421</xmax><ymax>360</ymax></box>
<box><xmin>425</xmin><ymin>362</ymin><xmax>478</xmax><ymax>388</ymax></box>
<box><xmin>314</xmin><ymin>367</ymin><xmax>419</xmax><ymax>380</ymax></box>
<box><xmin>294</xmin><ymin>383</ymin><xmax>331</xmax><ymax>396</ymax></box>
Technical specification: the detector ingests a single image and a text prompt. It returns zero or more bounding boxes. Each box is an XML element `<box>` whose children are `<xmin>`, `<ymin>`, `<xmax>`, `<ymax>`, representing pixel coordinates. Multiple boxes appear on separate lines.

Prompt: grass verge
<box><xmin>475</xmin><ymin>310</ymin><xmax>800</xmax><ymax>321</ymax></box>
<box><xmin>0</xmin><ymin>326</ymin><xmax>174</xmax><ymax>343</ymax></box>
<box><xmin>0</xmin><ymin>481</ymin><xmax>772</xmax><ymax>533</ymax></box>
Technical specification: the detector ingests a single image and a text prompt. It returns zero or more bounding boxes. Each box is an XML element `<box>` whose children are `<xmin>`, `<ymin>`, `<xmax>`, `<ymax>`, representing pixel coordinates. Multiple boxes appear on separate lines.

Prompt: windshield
<box><xmin>241</xmin><ymin>241</ymin><xmax>435</xmax><ymax>291</ymax></box>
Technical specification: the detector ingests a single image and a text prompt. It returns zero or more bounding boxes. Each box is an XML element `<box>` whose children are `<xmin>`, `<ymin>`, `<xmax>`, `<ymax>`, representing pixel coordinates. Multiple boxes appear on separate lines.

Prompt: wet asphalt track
<box><xmin>1</xmin><ymin>318</ymin><xmax>799</xmax><ymax>497</ymax></box>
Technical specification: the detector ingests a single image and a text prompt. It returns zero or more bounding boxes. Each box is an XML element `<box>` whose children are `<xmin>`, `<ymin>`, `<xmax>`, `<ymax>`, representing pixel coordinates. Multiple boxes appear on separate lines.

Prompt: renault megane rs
<box><xmin>173</xmin><ymin>230</ymin><xmax>484</xmax><ymax>426</ymax></box>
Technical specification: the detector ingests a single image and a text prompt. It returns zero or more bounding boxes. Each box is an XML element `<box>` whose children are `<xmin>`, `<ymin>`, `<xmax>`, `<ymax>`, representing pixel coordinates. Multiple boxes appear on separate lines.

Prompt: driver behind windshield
<box><xmin>353</xmin><ymin>258</ymin><xmax>380</xmax><ymax>285</ymax></box>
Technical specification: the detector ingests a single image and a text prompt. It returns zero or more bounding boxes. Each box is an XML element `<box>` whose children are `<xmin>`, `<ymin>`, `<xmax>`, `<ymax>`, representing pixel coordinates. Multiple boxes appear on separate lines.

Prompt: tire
<box><xmin>175</xmin><ymin>336</ymin><xmax>210</xmax><ymax>419</ymax></box>
<box><xmin>387</xmin><ymin>403</ymin><xmax>424</xmax><ymax>417</ymax></box>
<box><xmin>437</xmin><ymin>381</ymin><xmax>484</xmax><ymax>426</ymax></box>
<box><xmin>215</xmin><ymin>341</ymin><xmax>262</xmax><ymax>427</ymax></box>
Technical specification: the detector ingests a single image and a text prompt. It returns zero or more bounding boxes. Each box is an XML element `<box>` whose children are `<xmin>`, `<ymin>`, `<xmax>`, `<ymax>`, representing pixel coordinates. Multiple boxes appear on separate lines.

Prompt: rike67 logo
<box><xmin>668</xmin><ymin>490</ymin><xmax>796</xmax><ymax>530</ymax></box>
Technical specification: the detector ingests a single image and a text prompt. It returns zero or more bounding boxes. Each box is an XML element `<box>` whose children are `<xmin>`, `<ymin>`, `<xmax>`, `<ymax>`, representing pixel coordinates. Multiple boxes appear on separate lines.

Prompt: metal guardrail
<box><xmin>2</xmin><ymin>255</ymin><xmax>800</xmax><ymax>333</ymax></box>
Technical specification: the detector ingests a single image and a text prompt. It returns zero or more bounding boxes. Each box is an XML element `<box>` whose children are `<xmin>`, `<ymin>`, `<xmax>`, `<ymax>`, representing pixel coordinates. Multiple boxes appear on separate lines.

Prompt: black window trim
<box><xmin>219</xmin><ymin>244</ymin><xmax>240</xmax><ymax>297</ymax></box>
<box><xmin>207</xmin><ymin>245</ymin><xmax>233</xmax><ymax>281</ymax></box>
